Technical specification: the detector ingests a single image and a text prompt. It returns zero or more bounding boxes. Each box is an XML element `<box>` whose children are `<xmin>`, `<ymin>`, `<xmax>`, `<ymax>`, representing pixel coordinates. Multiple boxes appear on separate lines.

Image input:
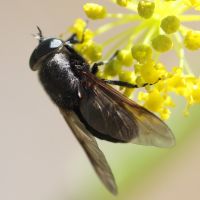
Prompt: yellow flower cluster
<box><xmin>183</xmin><ymin>0</ymin><xmax>200</xmax><ymax>10</ymax></box>
<box><xmin>60</xmin><ymin>0</ymin><xmax>200</xmax><ymax>119</ymax></box>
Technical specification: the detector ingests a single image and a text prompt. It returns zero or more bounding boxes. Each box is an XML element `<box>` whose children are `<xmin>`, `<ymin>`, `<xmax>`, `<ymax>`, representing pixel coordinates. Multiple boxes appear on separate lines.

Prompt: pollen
<box><xmin>152</xmin><ymin>35</ymin><xmax>173</xmax><ymax>53</ymax></box>
<box><xmin>83</xmin><ymin>3</ymin><xmax>107</xmax><ymax>20</ymax></box>
<box><xmin>137</xmin><ymin>1</ymin><xmax>155</xmax><ymax>19</ymax></box>
<box><xmin>183</xmin><ymin>30</ymin><xmax>200</xmax><ymax>50</ymax></box>
<box><xmin>160</xmin><ymin>16</ymin><xmax>180</xmax><ymax>34</ymax></box>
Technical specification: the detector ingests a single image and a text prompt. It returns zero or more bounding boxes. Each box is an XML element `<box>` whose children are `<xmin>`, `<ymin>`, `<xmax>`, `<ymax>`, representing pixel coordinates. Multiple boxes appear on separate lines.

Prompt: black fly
<box><xmin>29</xmin><ymin>27</ymin><xmax>175</xmax><ymax>195</ymax></box>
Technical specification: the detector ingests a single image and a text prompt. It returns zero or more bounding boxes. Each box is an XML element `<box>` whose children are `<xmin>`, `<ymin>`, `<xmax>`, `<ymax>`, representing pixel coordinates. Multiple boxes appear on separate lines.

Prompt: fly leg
<box><xmin>91</xmin><ymin>50</ymin><xmax>119</xmax><ymax>75</ymax></box>
<box><xmin>64</xmin><ymin>21</ymin><xmax>88</xmax><ymax>45</ymax></box>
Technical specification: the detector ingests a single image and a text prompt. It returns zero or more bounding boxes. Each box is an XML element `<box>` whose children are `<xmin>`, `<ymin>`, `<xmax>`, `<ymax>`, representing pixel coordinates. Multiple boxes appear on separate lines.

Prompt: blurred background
<box><xmin>0</xmin><ymin>0</ymin><xmax>200</xmax><ymax>200</ymax></box>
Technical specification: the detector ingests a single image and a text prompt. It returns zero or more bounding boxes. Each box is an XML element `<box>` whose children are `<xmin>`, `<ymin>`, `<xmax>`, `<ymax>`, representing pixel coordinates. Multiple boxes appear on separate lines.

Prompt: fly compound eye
<box><xmin>29</xmin><ymin>38</ymin><xmax>62</xmax><ymax>71</ymax></box>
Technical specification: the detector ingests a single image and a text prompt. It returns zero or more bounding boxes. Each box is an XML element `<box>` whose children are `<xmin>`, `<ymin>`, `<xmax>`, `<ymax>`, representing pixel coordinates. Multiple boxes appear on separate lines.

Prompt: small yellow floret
<box><xmin>183</xmin><ymin>30</ymin><xmax>200</xmax><ymax>50</ymax></box>
<box><xmin>83</xmin><ymin>3</ymin><xmax>107</xmax><ymax>20</ymax></box>
<box><xmin>172</xmin><ymin>67</ymin><xmax>182</xmax><ymax>76</ymax></box>
<box><xmin>164</xmin><ymin>95</ymin><xmax>176</xmax><ymax>107</ymax></box>
<box><xmin>145</xmin><ymin>84</ymin><xmax>153</xmax><ymax>93</ymax></box>
<box><xmin>85</xmin><ymin>42</ymin><xmax>102</xmax><ymax>62</ymax></box>
<box><xmin>117</xmin><ymin>50</ymin><xmax>134</xmax><ymax>67</ymax></box>
<box><xmin>138</xmin><ymin>92</ymin><xmax>148</xmax><ymax>101</ymax></box>
<box><xmin>191</xmin><ymin>88</ymin><xmax>200</xmax><ymax>103</ymax></box>
<box><xmin>104</xmin><ymin>60</ymin><xmax>122</xmax><ymax>77</ymax></box>
<box><xmin>131</xmin><ymin>44</ymin><xmax>153</xmax><ymax>64</ymax></box>
<box><xmin>154</xmin><ymin>63</ymin><xmax>167</xmax><ymax>72</ymax></box>
<box><xmin>152</xmin><ymin>35</ymin><xmax>173</xmax><ymax>53</ymax></box>
<box><xmin>160</xmin><ymin>16</ymin><xmax>180</xmax><ymax>34</ymax></box>
<box><xmin>96</xmin><ymin>71</ymin><xmax>112</xmax><ymax>80</ymax></box>
<box><xmin>116</xmin><ymin>0</ymin><xmax>131</xmax><ymax>7</ymax></box>
<box><xmin>140</xmin><ymin>63</ymin><xmax>160</xmax><ymax>84</ymax></box>
<box><xmin>159</xmin><ymin>109</ymin><xmax>170</xmax><ymax>121</ymax></box>
<box><xmin>134</xmin><ymin>63</ymin><xmax>142</xmax><ymax>74</ymax></box>
<box><xmin>123</xmin><ymin>88</ymin><xmax>135</xmax><ymax>97</ymax></box>
<box><xmin>154</xmin><ymin>80</ymin><xmax>166</xmax><ymax>92</ymax></box>
<box><xmin>145</xmin><ymin>91</ymin><xmax>164</xmax><ymax>112</ymax></box>
<box><xmin>119</xmin><ymin>70</ymin><xmax>136</xmax><ymax>90</ymax></box>
<box><xmin>137</xmin><ymin>1</ymin><xmax>155</xmax><ymax>19</ymax></box>
<box><xmin>66</xmin><ymin>19</ymin><xmax>86</xmax><ymax>41</ymax></box>
<box><xmin>183</xmin><ymin>0</ymin><xmax>200</xmax><ymax>10</ymax></box>
<box><xmin>136</xmin><ymin>76</ymin><xmax>146</xmax><ymax>87</ymax></box>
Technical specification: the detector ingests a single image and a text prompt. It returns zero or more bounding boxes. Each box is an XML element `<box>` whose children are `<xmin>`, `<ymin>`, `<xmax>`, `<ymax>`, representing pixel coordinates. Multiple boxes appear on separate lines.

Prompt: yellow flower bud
<box><xmin>104</xmin><ymin>60</ymin><xmax>122</xmax><ymax>77</ymax></box>
<box><xmin>116</xmin><ymin>0</ymin><xmax>131</xmax><ymax>7</ymax></box>
<box><xmin>191</xmin><ymin>88</ymin><xmax>200</xmax><ymax>103</ymax></box>
<box><xmin>83</xmin><ymin>3</ymin><xmax>107</xmax><ymax>20</ymax></box>
<box><xmin>154</xmin><ymin>63</ymin><xmax>167</xmax><ymax>72</ymax></box>
<box><xmin>167</xmin><ymin>76</ymin><xmax>182</xmax><ymax>89</ymax></box>
<box><xmin>183</xmin><ymin>30</ymin><xmax>200</xmax><ymax>50</ymax></box>
<box><xmin>117</xmin><ymin>50</ymin><xmax>134</xmax><ymax>67</ymax></box>
<box><xmin>167</xmin><ymin>72</ymin><xmax>174</xmax><ymax>78</ymax></box>
<box><xmin>184</xmin><ymin>110</ymin><xmax>189</xmax><ymax>116</ymax></box>
<box><xmin>85</xmin><ymin>42</ymin><xmax>102</xmax><ymax>62</ymax></box>
<box><xmin>136</xmin><ymin>76</ymin><xmax>146</xmax><ymax>87</ymax></box>
<box><xmin>119</xmin><ymin>70</ymin><xmax>136</xmax><ymax>90</ymax></box>
<box><xmin>131</xmin><ymin>44</ymin><xmax>153</xmax><ymax>64</ymax></box>
<box><xmin>172</xmin><ymin>67</ymin><xmax>182</xmax><ymax>76</ymax></box>
<box><xmin>134</xmin><ymin>63</ymin><xmax>142</xmax><ymax>74</ymax></box>
<box><xmin>145</xmin><ymin>91</ymin><xmax>164</xmax><ymax>112</ymax></box>
<box><xmin>154</xmin><ymin>80</ymin><xmax>166</xmax><ymax>92</ymax></box>
<box><xmin>159</xmin><ymin>109</ymin><xmax>170</xmax><ymax>121</ymax></box>
<box><xmin>183</xmin><ymin>0</ymin><xmax>200</xmax><ymax>10</ymax></box>
<box><xmin>160</xmin><ymin>73</ymin><xmax>168</xmax><ymax>80</ymax></box>
<box><xmin>164</xmin><ymin>96</ymin><xmax>176</xmax><ymax>107</ymax></box>
<box><xmin>140</xmin><ymin>63</ymin><xmax>160</xmax><ymax>84</ymax></box>
<box><xmin>96</xmin><ymin>71</ymin><xmax>112</xmax><ymax>80</ymax></box>
<box><xmin>152</xmin><ymin>35</ymin><xmax>173</xmax><ymax>53</ymax></box>
<box><xmin>137</xmin><ymin>1</ymin><xmax>155</xmax><ymax>19</ymax></box>
<box><xmin>145</xmin><ymin>84</ymin><xmax>153</xmax><ymax>93</ymax></box>
<box><xmin>138</xmin><ymin>92</ymin><xmax>148</xmax><ymax>101</ymax></box>
<box><xmin>67</xmin><ymin>19</ymin><xmax>86</xmax><ymax>41</ymax></box>
<box><xmin>160</xmin><ymin>16</ymin><xmax>180</xmax><ymax>34</ymax></box>
<box><xmin>163</xmin><ymin>108</ymin><xmax>171</xmax><ymax>114</ymax></box>
<box><xmin>123</xmin><ymin>88</ymin><xmax>135</xmax><ymax>97</ymax></box>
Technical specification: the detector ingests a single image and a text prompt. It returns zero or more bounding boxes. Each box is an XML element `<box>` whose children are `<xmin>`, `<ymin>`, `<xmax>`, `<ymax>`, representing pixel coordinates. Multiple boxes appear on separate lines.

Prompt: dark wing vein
<box><xmin>79</xmin><ymin>71</ymin><xmax>175</xmax><ymax>148</ymax></box>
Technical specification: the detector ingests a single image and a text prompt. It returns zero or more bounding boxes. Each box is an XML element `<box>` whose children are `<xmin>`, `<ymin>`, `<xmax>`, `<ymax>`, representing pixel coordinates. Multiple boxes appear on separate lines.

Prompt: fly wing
<box><xmin>61</xmin><ymin>109</ymin><xmax>117</xmax><ymax>195</ymax></box>
<box><xmin>78</xmin><ymin>71</ymin><xmax>175</xmax><ymax>148</ymax></box>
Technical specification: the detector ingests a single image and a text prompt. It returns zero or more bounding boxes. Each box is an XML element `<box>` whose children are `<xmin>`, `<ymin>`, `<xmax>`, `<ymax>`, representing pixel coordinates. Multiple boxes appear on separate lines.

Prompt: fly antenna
<box><xmin>37</xmin><ymin>26</ymin><xmax>44</xmax><ymax>43</ymax></box>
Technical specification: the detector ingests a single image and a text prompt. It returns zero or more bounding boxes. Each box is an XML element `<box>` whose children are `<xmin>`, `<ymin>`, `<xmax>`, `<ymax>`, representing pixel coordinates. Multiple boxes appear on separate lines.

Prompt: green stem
<box><xmin>143</xmin><ymin>26</ymin><xmax>157</xmax><ymax>45</ymax></box>
<box><xmin>183</xmin><ymin>58</ymin><xmax>194</xmax><ymax>75</ymax></box>
<box><xmin>154</xmin><ymin>51</ymin><xmax>161</xmax><ymax>63</ymax></box>
<box><xmin>101</xmin><ymin>26</ymin><xmax>136</xmax><ymax>48</ymax></box>
<box><xmin>102</xmin><ymin>32</ymin><xmax>132</xmax><ymax>61</ymax></box>
<box><xmin>179</xmin><ymin>25</ymin><xmax>191</xmax><ymax>35</ymax></box>
<box><xmin>93</xmin><ymin>18</ymin><xmax>134</xmax><ymax>37</ymax></box>
<box><xmin>125</xmin><ymin>21</ymin><xmax>150</xmax><ymax>49</ymax></box>
<box><xmin>173</xmin><ymin>6</ymin><xmax>191</xmax><ymax>15</ymax></box>
<box><xmin>179</xmin><ymin>15</ymin><xmax>200</xmax><ymax>21</ymax></box>
<box><xmin>173</xmin><ymin>32</ymin><xmax>184</xmax><ymax>69</ymax></box>
<box><xmin>106</xmin><ymin>13</ymin><xmax>141</xmax><ymax>20</ymax></box>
